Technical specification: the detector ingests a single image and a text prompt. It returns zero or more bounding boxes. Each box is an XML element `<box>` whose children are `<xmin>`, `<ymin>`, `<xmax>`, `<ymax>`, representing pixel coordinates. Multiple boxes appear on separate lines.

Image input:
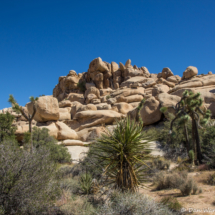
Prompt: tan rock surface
<box><xmin>140</xmin><ymin>97</ymin><xmax>162</xmax><ymax>126</ymax></box>
<box><xmin>112</xmin><ymin>102</ymin><xmax>134</xmax><ymax>114</ymax></box>
<box><xmin>182</xmin><ymin>66</ymin><xmax>198</xmax><ymax>79</ymax></box>
<box><xmin>56</xmin><ymin>121</ymin><xmax>78</xmax><ymax>140</ymax></box>
<box><xmin>26</xmin><ymin>96</ymin><xmax>59</xmax><ymax>122</ymax></box>
<box><xmin>73</xmin><ymin>110</ymin><xmax>124</xmax><ymax>131</ymax></box>
<box><xmin>68</xmin><ymin>93</ymin><xmax>85</xmax><ymax>104</ymax></box>
<box><xmin>157</xmin><ymin>93</ymin><xmax>181</xmax><ymax>117</ymax></box>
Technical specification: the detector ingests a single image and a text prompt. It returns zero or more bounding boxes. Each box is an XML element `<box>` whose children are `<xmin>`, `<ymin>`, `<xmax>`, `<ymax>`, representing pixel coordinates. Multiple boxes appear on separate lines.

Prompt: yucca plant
<box><xmin>91</xmin><ymin>116</ymin><xmax>153</xmax><ymax>192</ymax></box>
<box><xmin>79</xmin><ymin>172</ymin><xmax>93</xmax><ymax>195</ymax></box>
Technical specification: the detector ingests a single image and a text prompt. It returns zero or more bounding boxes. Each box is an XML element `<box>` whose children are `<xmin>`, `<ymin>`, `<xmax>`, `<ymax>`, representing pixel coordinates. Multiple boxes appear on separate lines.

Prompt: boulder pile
<box><xmin>2</xmin><ymin>57</ymin><xmax>215</xmax><ymax>161</ymax></box>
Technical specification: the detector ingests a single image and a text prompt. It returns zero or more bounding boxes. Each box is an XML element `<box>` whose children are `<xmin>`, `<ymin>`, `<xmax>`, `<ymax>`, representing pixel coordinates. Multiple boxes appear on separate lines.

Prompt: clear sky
<box><xmin>1</xmin><ymin>0</ymin><xmax>215</xmax><ymax>109</ymax></box>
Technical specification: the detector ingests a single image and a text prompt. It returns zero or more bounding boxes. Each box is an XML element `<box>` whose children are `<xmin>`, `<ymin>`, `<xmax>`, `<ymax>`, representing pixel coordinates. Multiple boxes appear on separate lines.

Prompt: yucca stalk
<box><xmin>91</xmin><ymin>116</ymin><xmax>153</xmax><ymax>192</ymax></box>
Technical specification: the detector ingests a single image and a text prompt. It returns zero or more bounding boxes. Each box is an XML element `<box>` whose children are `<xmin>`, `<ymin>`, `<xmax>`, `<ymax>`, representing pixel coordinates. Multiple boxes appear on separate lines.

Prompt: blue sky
<box><xmin>1</xmin><ymin>0</ymin><xmax>215</xmax><ymax>109</ymax></box>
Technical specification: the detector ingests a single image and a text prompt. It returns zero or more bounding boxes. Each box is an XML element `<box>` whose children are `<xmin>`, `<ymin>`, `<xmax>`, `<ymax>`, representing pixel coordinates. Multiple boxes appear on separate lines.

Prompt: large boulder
<box><xmin>152</xmin><ymin>84</ymin><xmax>169</xmax><ymax>97</ymax></box>
<box><xmin>169</xmin><ymin>79</ymin><xmax>203</xmax><ymax>93</ymax></box>
<box><xmin>59</xmin><ymin>108</ymin><xmax>71</xmax><ymax>121</ymax></box>
<box><xmin>70</xmin><ymin>101</ymin><xmax>83</xmax><ymax>118</ymax></box>
<box><xmin>26</xmin><ymin>96</ymin><xmax>59</xmax><ymax>122</ymax></box>
<box><xmin>161</xmin><ymin>68</ymin><xmax>174</xmax><ymax>79</ymax></box>
<box><xmin>120</xmin><ymin>76</ymin><xmax>147</xmax><ymax>87</ymax></box>
<box><xmin>77</xmin><ymin>126</ymin><xmax>106</xmax><ymax>142</ymax></box>
<box><xmin>55</xmin><ymin>121</ymin><xmax>78</xmax><ymax>140</ymax></box>
<box><xmin>72</xmin><ymin>110</ymin><xmax>125</xmax><ymax>131</ymax></box>
<box><xmin>67</xmin><ymin>93</ymin><xmax>85</xmax><ymax>104</ymax></box>
<box><xmin>115</xmin><ymin>95</ymin><xmax>143</xmax><ymax>103</ymax></box>
<box><xmin>88</xmin><ymin>57</ymin><xmax>109</xmax><ymax>73</ymax></box>
<box><xmin>140</xmin><ymin>97</ymin><xmax>162</xmax><ymax>126</ymax></box>
<box><xmin>39</xmin><ymin>122</ymin><xmax>59</xmax><ymax>139</ymax></box>
<box><xmin>142</xmin><ymin>79</ymin><xmax>156</xmax><ymax>88</ymax></box>
<box><xmin>182</xmin><ymin>66</ymin><xmax>198</xmax><ymax>79</ymax></box>
<box><xmin>59</xmin><ymin>100</ymin><xmax>73</xmax><ymax>108</ymax></box>
<box><xmin>157</xmin><ymin>93</ymin><xmax>181</xmax><ymax>117</ymax></box>
<box><xmin>167</xmin><ymin>75</ymin><xmax>181</xmax><ymax>83</ymax></box>
<box><xmin>112</xmin><ymin>102</ymin><xmax>134</xmax><ymax>114</ymax></box>
<box><xmin>111</xmin><ymin>88</ymin><xmax>145</xmax><ymax>97</ymax></box>
<box><xmin>111</xmin><ymin>62</ymin><xmax>119</xmax><ymax>73</ymax></box>
<box><xmin>86</xmin><ymin>94</ymin><xmax>97</xmax><ymax>104</ymax></box>
<box><xmin>95</xmin><ymin>103</ymin><xmax>111</xmax><ymax>110</ymax></box>
<box><xmin>85</xmin><ymin>86</ymin><xmax>100</xmax><ymax>98</ymax></box>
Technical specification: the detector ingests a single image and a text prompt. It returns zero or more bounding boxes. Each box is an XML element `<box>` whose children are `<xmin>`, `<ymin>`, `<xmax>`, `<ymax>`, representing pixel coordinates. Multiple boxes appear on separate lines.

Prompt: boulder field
<box><xmin>1</xmin><ymin>57</ymin><xmax>215</xmax><ymax>161</ymax></box>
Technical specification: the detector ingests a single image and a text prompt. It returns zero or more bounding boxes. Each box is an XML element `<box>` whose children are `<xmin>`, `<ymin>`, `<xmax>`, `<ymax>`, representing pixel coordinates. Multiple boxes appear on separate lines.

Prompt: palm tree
<box><xmin>170</xmin><ymin>90</ymin><xmax>211</xmax><ymax>164</ymax></box>
<box><xmin>91</xmin><ymin>116</ymin><xmax>153</xmax><ymax>192</ymax></box>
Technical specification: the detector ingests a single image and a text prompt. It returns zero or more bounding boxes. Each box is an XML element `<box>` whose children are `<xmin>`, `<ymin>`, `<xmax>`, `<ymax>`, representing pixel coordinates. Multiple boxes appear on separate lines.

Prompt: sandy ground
<box><xmin>139</xmin><ymin>171</ymin><xmax>215</xmax><ymax>215</ymax></box>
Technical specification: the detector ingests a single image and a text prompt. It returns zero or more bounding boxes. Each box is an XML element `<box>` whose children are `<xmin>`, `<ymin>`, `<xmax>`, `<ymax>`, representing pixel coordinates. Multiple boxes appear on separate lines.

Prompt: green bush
<box><xmin>0</xmin><ymin>112</ymin><xmax>16</xmax><ymax>142</ymax></box>
<box><xmin>0</xmin><ymin>139</ymin><xmax>60</xmax><ymax>215</ymax></box>
<box><xmin>201</xmin><ymin>126</ymin><xmax>215</xmax><ymax>167</ymax></box>
<box><xmin>97</xmin><ymin>191</ymin><xmax>174</xmax><ymax>215</ymax></box>
<box><xmin>151</xmin><ymin>157</ymin><xmax>171</xmax><ymax>170</ymax></box>
<box><xmin>77</xmin><ymin>81</ymin><xmax>86</xmax><ymax>93</ymax></box>
<box><xmin>179</xmin><ymin>178</ymin><xmax>194</xmax><ymax>196</ymax></box>
<box><xmin>154</xmin><ymin>171</ymin><xmax>200</xmax><ymax>196</ymax></box>
<box><xmin>154</xmin><ymin>172</ymin><xmax>187</xmax><ymax>190</ymax></box>
<box><xmin>58</xmin><ymin>195</ymin><xmax>96</xmax><ymax>215</ymax></box>
<box><xmin>59</xmin><ymin>178</ymin><xmax>80</xmax><ymax>195</ymax></box>
<box><xmin>206</xmin><ymin>173</ymin><xmax>215</xmax><ymax>185</ymax></box>
<box><xmin>79</xmin><ymin>173</ymin><xmax>93</xmax><ymax>195</ymax></box>
<box><xmin>24</xmin><ymin>127</ymin><xmax>71</xmax><ymax>163</ymax></box>
<box><xmin>160</xmin><ymin>197</ymin><xmax>182</xmax><ymax>212</ymax></box>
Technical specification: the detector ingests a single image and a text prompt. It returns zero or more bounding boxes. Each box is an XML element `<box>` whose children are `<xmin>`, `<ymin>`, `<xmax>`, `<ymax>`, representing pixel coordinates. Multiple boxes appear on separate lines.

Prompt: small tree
<box><xmin>8</xmin><ymin>95</ymin><xmax>38</xmax><ymax>150</ymax></box>
<box><xmin>169</xmin><ymin>90</ymin><xmax>211</xmax><ymax>164</ymax></box>
<box><xmin>25</xmin><ymin>127</ymin><xmax>71</xmax><ymax>163</ymax></box>
<box><xmin>0</xmin><ymin>112</ymin><xmax>16</xmax><ymax>142</ymax></box>
<box><xmin>91</xmin><ymin>117</ymin><xmax>153</xmax><ymax>192</ymax></box>
<box><xmin>0</xmin><ymin>139</ymin><xmax>60</xmax><ymax>214</ymax></box>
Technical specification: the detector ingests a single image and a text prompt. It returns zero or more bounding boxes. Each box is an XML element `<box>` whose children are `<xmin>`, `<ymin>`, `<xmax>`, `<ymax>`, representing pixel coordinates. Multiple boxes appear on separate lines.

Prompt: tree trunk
<box><xmin>184</xmin><ymin>124</ymin><xmax>190</xmax><ymax>154</ymax></box>
<box><xmin>192</xmin><ymin>118</ymin><xmax>197</xmax><ymax>161</ymax></box>
<box><xmin>29</xmin><ymin>119</ymin><xmax>33</xmax><ymax>153</ymax></box>
<box><xmin>194</xmin><ymin>119</ymin><xmax>202</xmax><ymax>164</ymax></box>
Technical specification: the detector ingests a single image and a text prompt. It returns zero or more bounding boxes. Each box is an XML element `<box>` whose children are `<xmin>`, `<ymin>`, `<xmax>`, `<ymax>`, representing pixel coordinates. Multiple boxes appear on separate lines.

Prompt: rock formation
<box><xmin>2</xmin><ymin>57</ymin><xmax>215</xmax><ymax>162</ymax></box>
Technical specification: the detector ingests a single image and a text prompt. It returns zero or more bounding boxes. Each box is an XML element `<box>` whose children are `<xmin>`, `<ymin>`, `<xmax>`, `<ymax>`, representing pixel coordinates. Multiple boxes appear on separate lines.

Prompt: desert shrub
<box><xmin>175</xmin><ymin>162</ymin><xmax>193</xmax><ymax>172</ymax></box>
<box><xmin>193</xmin><ymin>183</ymin><xmax>199</xmax><ymax>194</ymax></box>
<box><xmin>59</xmin><ymin>178</ymin><xmax>80</xmax><ymax>195</ymax></box>
<box><xmin>201</xmin><ymin>126</ymin><xmax>215</xmax><ymax>168</ymax></box>
<box><xmin>79</xmin><ymin>172</ymin><xmax>93</xmax><ymax>195</ymax></box>
<box><xmin>0</xmin><ymin>139</ymin><xmax>60</xmax><ymax>215</ymax></box>
<box><xmin>97</xmin><ymin>190</ymin><xmax>174</xmax><ymax>215</ymax></box>
<box><xmin>58</xmin><ymin>165</ymin><xmax>74</xmax><ymax>178</ymax></box>
<box><xmin>154</xmin><ymin>171</ymin><xmax>187</xmax><ymax>190</ymax></box>
<box><xmin>154</xmin><ymin>171</ymin><xmax>200</xmax><ymax>196</ymax></box>
<box><xmin>77</xmin><ymin>81</ymin><xmax>86</xmax><ymax>93</ymax></box>
<box><xmin>106</xmin><ymin>95</ymin><xmax>111</xmax><ymax>99</ymax></box>
<box><xmin>157</xmin><ymin>119</ymin><xmax>193</xmax><ymax>160</ymax></box>
<box><xmin>206</xmin><ymin>173</ymin><xmax>215</xmax><ymax>185</ymax></box>
<box><xmin>25</xmin><ymin>127</ymin><xmax>71</xmax><ymax>163</ymax></box>
<box><xmin>151</xmin><ymin>157</ymin><xmax>171</xmax><ymax>170</ymax></box>
<box><xmin>0</xmin><ymin>112</ymin><xmax>16</xmax><ymax>142</ymax></box>
<box><xmin>179</xmin><ymin>178</ymin><xmax>194</xmax><ymax>196</ymax></box>
<box><xmin>160</xmin><ymin>197</ymin><xmax>182</xmax><ymax>212</ymax></box>
<box><xmin>73</xmin><ymin>150</ymin><xmax>104</xmax><ymax>180</ymax></box>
